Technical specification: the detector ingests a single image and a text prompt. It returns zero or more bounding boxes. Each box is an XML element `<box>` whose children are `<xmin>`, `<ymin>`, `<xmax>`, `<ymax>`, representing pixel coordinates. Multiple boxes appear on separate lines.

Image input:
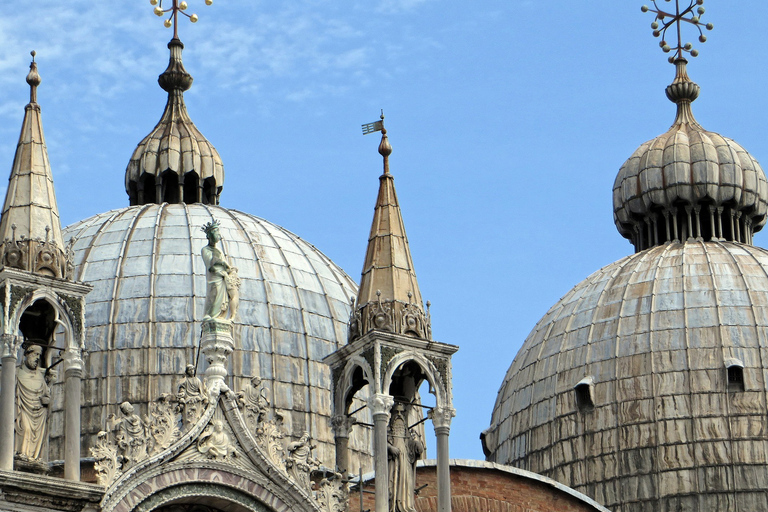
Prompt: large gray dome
<box><xmin>484</xmin><ymin>241</ymin><xmax>768</xmax><ymax>511</ymax></box>
<box><xmin>51</xmin><ymin>203</ymin><xmax>370</xmax><ymax>467</ymax></box>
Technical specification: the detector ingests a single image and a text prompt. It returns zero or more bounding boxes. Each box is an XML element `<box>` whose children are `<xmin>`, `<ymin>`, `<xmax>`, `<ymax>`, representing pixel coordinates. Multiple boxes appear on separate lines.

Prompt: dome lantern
<box><xmin>613</xmin><ymin>3</ymin><xmax>768</xmax><ymax>252</ymax></box>
<box><xmin>125</xmin><ymin>38</ymin><xmax>224</xmax><ymax>206</ymax></box>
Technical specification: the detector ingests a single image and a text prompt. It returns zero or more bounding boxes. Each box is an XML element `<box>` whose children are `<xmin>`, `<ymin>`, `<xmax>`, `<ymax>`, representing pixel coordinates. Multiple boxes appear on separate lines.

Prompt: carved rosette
<box><xmin>349</xmin><ymin>298</ymin><xmax>431</xmax><ymax>343</ymax></box>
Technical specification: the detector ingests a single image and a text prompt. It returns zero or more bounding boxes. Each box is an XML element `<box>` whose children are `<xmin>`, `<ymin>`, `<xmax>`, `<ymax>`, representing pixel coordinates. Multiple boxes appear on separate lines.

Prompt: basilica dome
<box><xmin>483</xmin><ymin>57</ymin><xmax>768</xmax><ymax>512</ymax></box>
<box><xmin>52</xmin><ymin>204</ymin><xmax>369</xmax><ymax>467</ymax></box>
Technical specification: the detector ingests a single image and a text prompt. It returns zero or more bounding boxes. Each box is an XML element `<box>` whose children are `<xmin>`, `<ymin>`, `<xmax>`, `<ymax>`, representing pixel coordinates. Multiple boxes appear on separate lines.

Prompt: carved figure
<box><xmin>197</xmin><ymin>419</ymin><xmax>235</xmax><ymax>459</ymax></box>
<box><xmin>111</xmin><ymin>401</ymin><xmax>148</xmax><ymax>468</ymax></box>
<box><xmin>237</xmin><ymin>376</ymin><xmax>270</xmax><ymax>430</ymax></box>
<box><xmin>15</xmin><ymin>345</ymin><xmax>50</xmax><ymax>460</ymax></box>
<box><xmin>201</xmin><ymin>221</ymin><xmax>240</xmax><ymax>320</ymax></box>
<box><xmin>177</xmin><ymin>364</ymin><xmax>208</xmax><ymax>426</ymax></box>
<box><xmin>285</xmin><ymin>432</ymin><xmax>319</xmax><ymax>491</ymax></box>
<box><xmin>387</xmin><ymin>404</ymin><xmax>424</xmax><ymax>512</ymax></box>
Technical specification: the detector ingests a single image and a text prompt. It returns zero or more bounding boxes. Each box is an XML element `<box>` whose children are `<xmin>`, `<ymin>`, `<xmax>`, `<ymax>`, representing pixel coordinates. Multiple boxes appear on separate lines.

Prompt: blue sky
<box><xmin>0</xmin><ymin>1</ymin><xmax>765</xmax><ymax>461</ymax></box>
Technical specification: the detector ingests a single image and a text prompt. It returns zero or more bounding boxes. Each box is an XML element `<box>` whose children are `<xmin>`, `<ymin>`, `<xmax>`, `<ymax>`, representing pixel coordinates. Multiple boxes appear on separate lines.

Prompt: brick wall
<box><xmin>348</xmin><ymin>462</ymin><xmax>606</xmax><ymax>512</ymax></box>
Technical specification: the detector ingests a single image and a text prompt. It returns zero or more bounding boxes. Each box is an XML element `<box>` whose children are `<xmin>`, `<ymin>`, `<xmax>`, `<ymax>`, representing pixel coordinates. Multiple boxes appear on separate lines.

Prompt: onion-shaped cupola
<box><xmin>0</xmin><ymin>52</ymin><xmax>69</xmax><ymax>278</ymax></box>
<box><xmin>613</xmin><ymin>57</ymin><xmax>768</xmax><ymax>251</ymax></box>
<box><xmin>125</xmin><ymin>37</ymin><xmax>224</xmax><ymax>206</ymax></box>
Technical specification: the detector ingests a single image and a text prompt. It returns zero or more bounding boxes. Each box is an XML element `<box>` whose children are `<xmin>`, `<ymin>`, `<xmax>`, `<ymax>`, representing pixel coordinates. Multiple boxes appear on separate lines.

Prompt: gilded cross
<box><xmin>150</xmin><ymin>0</ymin><xmax>214</xmax><ymax>39</ymax></box>
<box><xmin>642</xmin><ymin>0</ymin><xmax>714</xmax><ymax>62</ymax></box>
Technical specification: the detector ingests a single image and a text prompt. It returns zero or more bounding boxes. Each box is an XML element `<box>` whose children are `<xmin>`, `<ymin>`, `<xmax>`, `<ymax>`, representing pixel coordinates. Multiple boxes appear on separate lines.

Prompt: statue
<box><xmin>387</xmin><ymin>404</ymin><xmax>424</xmax><ymax>512</ymax></box>
<box><xmin>201</xmin><ymin>221</ymin><xmax>240</xmax><ymax>321</ymax></box>
<box><xmin>110</xmin><ymin>401</ymin><xmax>149</xmax><ymax>468</ymax></box>
<box><xmin>177</xmin><ymin>364</ymin><xmax>208</xmax><ymax>426</ymax></box>
<box><xmin>285</xmin><ymin>431</ymin><xmax>320</xmax><ymax>491</ymax></box>
<box><xmin>15</xmin><ymin>345</ymin><xmax>50</xmax><ymax>460</ymax></box>
<box><xmin>237</xmin><ymin>376</ymin><xmax>270</xmax><ymax>430</ymax></box>
<box><xmin>197</xmin><ymin>419</ymin><xmax>235</xmax><ymax>459</ymax></box>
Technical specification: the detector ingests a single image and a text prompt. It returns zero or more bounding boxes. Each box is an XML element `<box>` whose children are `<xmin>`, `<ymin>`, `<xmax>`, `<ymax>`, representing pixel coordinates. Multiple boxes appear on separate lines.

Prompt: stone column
<box><xmin>63</xmin><ymin>349</ymin><xmax>83</xmax><ymax>480</ymax></box>
<box><xmin>331</xmin><ymin>414</ymin><xmax>356</xmax><ymax>477</ymax></box>
<box><xmin>430</xmin><ymin>405</ymin><xmax>456</xmax><ymax>512</ymax></box>
<box><xmin>0</xmin><ymin>335</ymin><xmax>21</xmax><ymax>470</ymax></box>
<box><xmin>200</xmin><ymin>319</ymin><xmax>234</xmax><ymax>397</ymax></box>
<box><xmin>369</xmin><ymin>393</ymin><xmax>393</xmax><ymax>512</ymax></box>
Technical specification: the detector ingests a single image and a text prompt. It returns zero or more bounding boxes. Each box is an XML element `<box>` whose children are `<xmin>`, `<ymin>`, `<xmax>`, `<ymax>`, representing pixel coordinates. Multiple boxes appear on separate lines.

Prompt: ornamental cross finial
<box><xmin>642</xmin><ymin>1</ymin><xmax>713</xmax><ymax>62</ymax></box>
<box><xmin>150</xmin><ymin>0</ymin><xmax>214</xmax><ymax>40</ymax></box>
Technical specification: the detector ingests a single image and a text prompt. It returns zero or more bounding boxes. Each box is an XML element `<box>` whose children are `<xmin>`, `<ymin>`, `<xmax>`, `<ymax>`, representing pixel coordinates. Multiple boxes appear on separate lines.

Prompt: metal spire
<box><xmin>642</xmin><ymin>0</ymin><xmax>714</xmax><ymax>62</ymax></box>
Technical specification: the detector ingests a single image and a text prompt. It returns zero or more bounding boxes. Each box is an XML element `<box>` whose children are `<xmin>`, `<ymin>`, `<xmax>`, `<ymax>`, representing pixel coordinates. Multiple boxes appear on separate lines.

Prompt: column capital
<box><xmin>331</xmin><ymin>414</ymin><xmax>356</xmax><ymax>438</ymax></box>
<box><xmin>429</xmin><ymin>405</ymin><xmax>456</xmax><ymax>432</ymax></box>
<box><xmin>63</xmin><ymin>348</ymin><xmax>84</xmax><ymax>377</ymax></box>
<box><xmin>368</xmin><ymin>393</ymin><xmax>394</xmax><ymax>418</ymax></box>
<box><xmin>0</xmin><ymin>335</ymin><xmax>22</xmax><ymax>359</ymax></box>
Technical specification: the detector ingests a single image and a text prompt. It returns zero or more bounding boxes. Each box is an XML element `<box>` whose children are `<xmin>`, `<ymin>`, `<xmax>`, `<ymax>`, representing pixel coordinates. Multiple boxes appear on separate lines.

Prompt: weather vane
<box><xmin>642</xmin><ymin>0</ymin><xmax>713</xmax><ymax>62</ymax></box>
<box><xmin>150</xmin><ymin>0</ymin><xmax>214</xmax><ymax>39</ymax></box>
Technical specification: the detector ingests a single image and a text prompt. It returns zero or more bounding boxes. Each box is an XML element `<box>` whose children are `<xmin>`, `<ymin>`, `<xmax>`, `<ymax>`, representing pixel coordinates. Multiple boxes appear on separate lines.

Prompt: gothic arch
<box><xmin>382</xmin><ymin>351</ymin><xmax>448</xmax><ymax>409</ymax></box>
<box><xmin>11</xmin><ymin>289</ymin><xmax>80</xmax><ymax>352</ymax></box>
<box><xmin>334</xmin><ymin>356</ymin><xmax>373</xmax><ymax>416</ymax></box>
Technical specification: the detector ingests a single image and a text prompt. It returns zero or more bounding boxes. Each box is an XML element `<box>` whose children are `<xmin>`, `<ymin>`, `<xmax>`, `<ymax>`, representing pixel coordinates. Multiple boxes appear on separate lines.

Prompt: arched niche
<box><xmin>383</xmin><ymin>352</ymin><xmax>447</xmax><ymax>410</ymax></box>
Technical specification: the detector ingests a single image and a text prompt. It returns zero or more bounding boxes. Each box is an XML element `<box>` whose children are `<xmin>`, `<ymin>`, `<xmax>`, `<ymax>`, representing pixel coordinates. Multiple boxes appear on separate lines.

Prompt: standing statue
<box><xmin>285</xmin><ymin>431</ymin><xmax>320</xmax><ymax>491</ymax></box>
<box><xmin>237</xmin><ymin>376</ymin><xmax>270</xmax><ymax>431</ymax></box>
<box><xmin>201</xmin><ymin>221</ymin><xmax>240</xmax><ymax>321</ymax></box>
<box><xmin>15</xmin><ymin>345</ymin><xmax>50</xmax><ymax>460</ymax></box>
<box><xmin>110</xmin><ymin>401</ymin><xmax>149</xmax><ymax>468</ymax></box>
<box><xmin>387</xmin><ymin>404</ymin><xmax>425</xmax><ymax>512</ymax></box>
<box><xmin>177</xmin><ymin>364</ymin><xmax>208</xmax><ymax>426</ymax></box>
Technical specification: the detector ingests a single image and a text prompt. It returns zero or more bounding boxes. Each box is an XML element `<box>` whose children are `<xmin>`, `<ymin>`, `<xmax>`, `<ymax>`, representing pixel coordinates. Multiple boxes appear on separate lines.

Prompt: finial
<box><xmin>362</xmin><ymin>110</ymin><xmax>392</xmax><ymax>175</ymax></box>
<box><xmin>642</xmin><ymin>1</ymin><xmax>713</xmax><ymax>63</ymax></box>
<box><xmin>26</xmin><ymin>50</ymin><xmax>41</xmax><ymax>105</ymax></box>
<box><xmin>150</xmin><ymin>0</ymin><xmax>213</xmax><ymax>40</ymax></box>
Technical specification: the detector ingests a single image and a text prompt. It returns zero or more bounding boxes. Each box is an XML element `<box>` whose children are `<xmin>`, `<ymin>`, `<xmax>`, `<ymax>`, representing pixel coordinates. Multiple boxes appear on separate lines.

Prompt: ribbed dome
<box><xmin>483</xmin><ymin>241</ymin><xmax>768</xmax><ymax>511</ymax></box>
<box><xmin>613</xmin><ymin>60</ymin><xmax>768</xmax><ymax>251</ymax></box>
<box><xmin>125</xmin><ymin>39</ymin><xmax>224</xmax><ymax>206</ymax></box>
<box><xmin>49</xmin><ymin>204</ymin><xmax>371</xmax><ymax>468</ymax></box>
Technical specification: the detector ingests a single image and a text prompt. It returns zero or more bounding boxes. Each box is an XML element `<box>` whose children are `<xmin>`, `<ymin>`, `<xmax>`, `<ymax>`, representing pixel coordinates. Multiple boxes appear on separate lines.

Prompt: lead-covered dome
<box><xmin>483</xmin><ymin>241</ymin><xmax>768</xmax><ymax>511</ymax></box>
<box><xmin>53</xmin><ymin>204</ymin><xmax>371</xmax><ymax>467</ymax></box>
<box><xmin>613</xmin><ymin>59</ymin><xmax>768</xmax><ymax>251</ymax></box>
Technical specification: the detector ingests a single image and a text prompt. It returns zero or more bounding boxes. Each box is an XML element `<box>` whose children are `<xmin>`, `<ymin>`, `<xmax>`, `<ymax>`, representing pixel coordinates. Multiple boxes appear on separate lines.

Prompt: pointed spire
<box><xmin>125</xmin><ymin>38</ymin><xmax>224</xmax><ymax>206</ymax></box>
<box><xmin>349</xmin><ymin>118</ymin><xmax>430</xmax><ymax>342</ymax></box>
<box><xmin>0</xmin><ymin>52</ymin><xmax>70</xmax><ymax>279</ymax></box>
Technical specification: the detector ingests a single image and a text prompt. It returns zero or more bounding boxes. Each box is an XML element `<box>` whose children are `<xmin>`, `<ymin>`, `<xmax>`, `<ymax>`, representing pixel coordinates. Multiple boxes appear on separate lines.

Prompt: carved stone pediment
<box><xmin>98</xmin><ymin>389</ymin><xmax>344</xmax><ymax>512</ymax></box>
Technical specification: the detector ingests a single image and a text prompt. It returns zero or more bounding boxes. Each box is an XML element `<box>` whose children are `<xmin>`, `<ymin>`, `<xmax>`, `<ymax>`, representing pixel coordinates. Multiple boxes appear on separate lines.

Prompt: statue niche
<box><xmin>15</xmin><ymin>345</ymin><xmax>52</xmax><ymax>462</ymax></box>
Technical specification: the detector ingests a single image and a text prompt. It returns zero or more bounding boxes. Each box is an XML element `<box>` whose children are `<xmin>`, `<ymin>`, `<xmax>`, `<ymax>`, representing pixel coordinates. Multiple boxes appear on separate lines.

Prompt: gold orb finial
<box><xmin>642</xmin><ymin>0</ymin><xmax>713</xmax><ymax>63</ymax></box>
<box><xmin>150</xmin><ymin>0</ymin><xmax>215</xmax><ymax>39</ymax></box>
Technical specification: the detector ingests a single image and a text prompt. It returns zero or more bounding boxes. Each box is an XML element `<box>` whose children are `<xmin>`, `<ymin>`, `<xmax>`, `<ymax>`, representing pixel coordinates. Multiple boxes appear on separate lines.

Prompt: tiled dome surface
<box><xmin>485</xmin><ymin>241</ymin><xmax>768</xmax><ymax>511</ymax></box>
<box><xmin>50</xmin><ymin>203</ymin><xmax>371</xmax><ymax>467</ymax></box>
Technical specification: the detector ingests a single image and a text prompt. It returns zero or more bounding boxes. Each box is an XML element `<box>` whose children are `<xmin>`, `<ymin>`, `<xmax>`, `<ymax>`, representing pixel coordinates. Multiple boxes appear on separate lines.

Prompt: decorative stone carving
<box><xmin>201</xmin><ymin>221</ymin><xmax>240</xmax><ymax>321</ymax></box>
<box><xmin>177</xmin><ymin>365</ymin><xmax>208</xmax><ymax>427</ymax></box>
<box><xmin>197</xmin><ymin>419</ymin><xmax>236</xmax><ymax>459</ymax></box>
<box><xmin>349</xmin><ymin>294</ymin><xmax>432</xmax><ymax>343</ymax></box>
<box><xmin>0</xmin><ymin>224</ymin><xmax>68</xmax><ymax>278</ymax></box>
<box><xmin>387</xmin><ymin>403</ymin><xmax>424</xmax><ymax>512</ymax></box>
<box><xmin>91</xmin><ymin>430</ymin><xmax>121</xmax><ymax>486</ymax></box>
<box><xmin>428</xmin><ymin>405</ymin><xmax>455</xmax><ymax>432</ymax></box>
<box><xmin>148</xmin><ymin>394</ymin><xmax>181</xmax><ymax>452</ymax></box>
<box><xmin>256</xmin><ymin>412</ymin><xmax>287</xmax><ymax>471</ymax></box>
<box><xmin>237</xmin><ymin>376</ymin><xmax>270</xmax><ymax>432</ymax></box>
<box><xmin>368</xmin><ymin>393</ymin><xmax>394</xmax><ymax>419</ymax></box>
<box><xmin>15</xmin><ymin>345</ymin><xmax>51</xmax><ymax>461</ymax></box>
<box><xmin>331</xmin><ymin>414</ymin><xmax>356</xmax><ymax>439</ymax></box>
<box><xmin>111</xmin><ymin>401</ymin><xmax>149</xmax><ymax>469</ymax></box>
<box><xmin>314</xmin><ymin>472</ymin><xmax>348</xmax><ymax>512</ymax></box>
<box><xmin>285</xmin><ymin>432</ymin><xmax>320</xmax><ymax>492</ymax></box>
